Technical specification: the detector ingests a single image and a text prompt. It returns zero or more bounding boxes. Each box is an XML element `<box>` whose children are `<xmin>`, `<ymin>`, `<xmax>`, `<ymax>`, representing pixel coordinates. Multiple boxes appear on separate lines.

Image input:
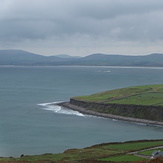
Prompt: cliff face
<box><xmin>70</xmin><ymin>98</ymin><xmax>163</xmax><ymax>122</ymax></box>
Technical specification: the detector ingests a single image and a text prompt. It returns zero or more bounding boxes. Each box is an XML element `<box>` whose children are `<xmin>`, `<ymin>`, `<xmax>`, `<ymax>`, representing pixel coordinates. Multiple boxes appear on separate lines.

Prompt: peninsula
<box><xmin>59</xmin><ymin>84</ymin><xmax>163</xmax><ymax>126</ymax></box>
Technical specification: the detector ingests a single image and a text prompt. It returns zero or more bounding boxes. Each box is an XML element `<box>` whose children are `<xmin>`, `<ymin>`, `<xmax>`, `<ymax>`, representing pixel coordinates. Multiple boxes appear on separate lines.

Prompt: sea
<box><xmin>0</xmin><ymin>66</ymin><xmax>163</xmax><ymax>157</ymax></box>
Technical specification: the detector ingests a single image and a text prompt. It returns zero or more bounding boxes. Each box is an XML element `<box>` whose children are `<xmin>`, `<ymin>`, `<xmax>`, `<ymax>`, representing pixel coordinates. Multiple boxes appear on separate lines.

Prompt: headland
<box><xmin>58</xmin><ymin>84</ymin><xmax>163</xmax><ymax>126</ymax></box>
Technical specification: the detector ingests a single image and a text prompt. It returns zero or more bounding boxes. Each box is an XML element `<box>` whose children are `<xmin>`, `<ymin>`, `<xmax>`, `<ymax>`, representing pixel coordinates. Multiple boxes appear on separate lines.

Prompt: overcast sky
<box><xmin>0</xmin><ymin>0</ymin><xmax>163</xmax><ymax>56</ymax></box>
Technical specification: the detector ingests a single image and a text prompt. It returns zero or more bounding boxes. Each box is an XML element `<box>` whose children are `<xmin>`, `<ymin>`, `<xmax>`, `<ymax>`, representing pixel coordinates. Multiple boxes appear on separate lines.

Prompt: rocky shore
<box><xmin>58</xmin><ymin>102</ymin><xmax>163</xmax><ymax>127</ymax></box>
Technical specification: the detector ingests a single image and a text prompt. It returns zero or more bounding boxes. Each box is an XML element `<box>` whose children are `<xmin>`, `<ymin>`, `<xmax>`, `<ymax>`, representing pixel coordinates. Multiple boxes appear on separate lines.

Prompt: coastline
<box><xmin>58</xmin><ymin>102</ymin><xmax>163</xmax><ymax>127</ymax></box>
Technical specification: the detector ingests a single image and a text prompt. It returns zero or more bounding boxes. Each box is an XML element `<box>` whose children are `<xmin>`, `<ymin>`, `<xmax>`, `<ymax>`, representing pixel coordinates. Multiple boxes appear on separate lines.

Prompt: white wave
<box><xmin>37</xmin><ymin>101</ymin><xmax>63</xmax><ymax>106</ymax></box>
<box><xmin>112</xmin><ymin>119</ymin><xmax>118</xmax><ymax>121</ymax></box>
<box><xmin>38</xmin><ymin>102</ymin><xmax>85</xmax><ymax>117</ymax></box>
<box><xmin>43</xmin><ymin>105</ymin><xmax>61</xmax><ymax>112</ymax></box>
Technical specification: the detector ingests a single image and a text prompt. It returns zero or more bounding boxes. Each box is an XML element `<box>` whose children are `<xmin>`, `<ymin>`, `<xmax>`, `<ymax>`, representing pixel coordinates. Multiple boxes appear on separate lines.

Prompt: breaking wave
<box><xmin>38</xmin><ymin>102</ymin><xmax>85</xmax><ymax>117</ymax></box>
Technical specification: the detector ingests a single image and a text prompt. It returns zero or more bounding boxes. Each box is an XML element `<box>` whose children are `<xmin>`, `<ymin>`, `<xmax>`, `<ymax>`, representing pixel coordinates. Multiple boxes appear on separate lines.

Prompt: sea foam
<box><xmin>38</xmin><ymin>102</ymin><xmax>84</xmax><ymax>117</ymax></box>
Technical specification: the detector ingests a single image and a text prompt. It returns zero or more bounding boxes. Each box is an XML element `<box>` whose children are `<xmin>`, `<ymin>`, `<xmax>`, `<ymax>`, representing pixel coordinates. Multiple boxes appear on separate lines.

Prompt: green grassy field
<box><xmin>101</xmin><ymin>141</ymin><xmax>163</xmax><ymax>151</ymax></box>
<box><xmin>99</xmin><ymin>154</ymin><xmax>147</xmax><ymax>162</ymax></box>
<box><xmin>1</xmin><ymin>140</ymin><xmax>163</xmax><ymax>162</ymax></box>
<box><xmin>74</xmin><ymin>84</ymin><xmax>163</xmax><ymax>106</ymax></box>
<box><xmin>138</xmin><ymin>148</ymin><xmax>163</xmax><ymax>156</ymax></box>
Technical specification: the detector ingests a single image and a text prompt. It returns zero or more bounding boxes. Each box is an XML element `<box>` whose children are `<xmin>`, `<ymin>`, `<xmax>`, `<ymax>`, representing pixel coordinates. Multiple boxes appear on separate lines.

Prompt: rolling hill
<box><xmin>0</xmin><ymin>50</ymin><xmax>78</xmax><ymax>65</ymax></box>
<box><xmin>0</xmin><ymin>49</ymin><xmax>163</xmax><ymax>66</ymax></box>
<box><xmin>75</xmin><ymin>53</ymin><xmax>163</xmax><ymax>66</ymax></box>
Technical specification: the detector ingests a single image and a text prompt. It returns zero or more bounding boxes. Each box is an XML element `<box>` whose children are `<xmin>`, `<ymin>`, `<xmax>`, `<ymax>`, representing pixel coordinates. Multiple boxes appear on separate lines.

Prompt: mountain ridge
<box><xmin>0</xmin><ymin>49</ymin><xmax>163</xmax><ymax>66</ymax></box>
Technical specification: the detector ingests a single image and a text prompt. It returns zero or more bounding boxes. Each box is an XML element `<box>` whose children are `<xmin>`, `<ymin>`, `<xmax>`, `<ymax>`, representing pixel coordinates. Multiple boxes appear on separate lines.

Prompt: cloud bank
<box><xmin>0</xmin><ymin>0</ymin><xmax>163</xmax><ymax>56</ymax></box>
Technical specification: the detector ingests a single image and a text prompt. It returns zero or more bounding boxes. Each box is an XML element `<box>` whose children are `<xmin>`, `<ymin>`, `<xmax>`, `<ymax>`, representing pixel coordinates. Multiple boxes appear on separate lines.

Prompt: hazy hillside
<box><xmin>0</xmin><ymin>50</ymin><xmax>46</xmax><ymax>65</ymax></box>
<box><xmin>55</xmin><ymin>54</ymin><xmax>81</xmax><ymax>59</ymax></box>
<box><xmin>0</xmin><ymin>50</ymin><xmax>78</xmax><ymax>65</ymax></box>
<box><xmin>75</xmin><ymin>53</ymin><xmax>163</xmax><ymax>66</ymax></box>
<box><xmin>0</xmin><ymin>49</ymin><xmax>163</xmax><ymax>66</ymax></box>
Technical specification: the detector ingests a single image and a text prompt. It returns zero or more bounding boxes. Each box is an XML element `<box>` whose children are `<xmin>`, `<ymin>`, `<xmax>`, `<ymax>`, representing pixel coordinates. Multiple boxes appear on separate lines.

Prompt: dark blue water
<box><xmin>0</xmin><ymin>66</ymin><xmax>163</xmax><ymax>157</ymax></box>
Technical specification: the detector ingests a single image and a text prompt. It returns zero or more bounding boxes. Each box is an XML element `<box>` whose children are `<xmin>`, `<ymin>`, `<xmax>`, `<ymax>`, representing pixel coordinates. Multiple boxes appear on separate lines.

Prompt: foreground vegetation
<box><xmin>138</xmin><ymin>148</ymin><xmax>163</xmax><ymax>156</ymax></box>
<box><xmin>0</xmin><ymin>140</ymin><xmax>163</xmax><ymax>162</ymax></box>
<box><xmin>100</xmin><ymin>154</ymin><xmax>147</xmax><ymax>162</ymax></box>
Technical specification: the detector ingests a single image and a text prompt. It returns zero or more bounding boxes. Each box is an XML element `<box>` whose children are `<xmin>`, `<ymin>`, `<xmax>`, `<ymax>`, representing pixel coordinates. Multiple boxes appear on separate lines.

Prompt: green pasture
<box><xmin>108</xmin><ymin>92</ymin><xmax>163</xmax><ymax>105</ymax></box>
<box><xmin>101</xmin><ymin>141</ymin><xmax>163</xmax><ymax>152</ymax></box>
<box><xmin>74</xmin><ymin>84</ymin><xmax>163</xmax><ymax>106</ymax></box>
<box><xmin>138</xmin><ymin>148</ymin><xmax>163</xmax><ymax>156</ymax></box>
<box><xmin>99</xmin><ymin>154</ymin><xmax>147</xmax><ymax>162</ymax></box>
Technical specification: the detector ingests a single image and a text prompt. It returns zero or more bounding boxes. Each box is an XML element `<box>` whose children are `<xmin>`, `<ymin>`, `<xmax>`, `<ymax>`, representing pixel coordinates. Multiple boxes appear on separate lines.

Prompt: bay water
<box><xmin>0</xmin><ymin>66</ymin><xmax>163</xmax><ymax>157</ymax></box>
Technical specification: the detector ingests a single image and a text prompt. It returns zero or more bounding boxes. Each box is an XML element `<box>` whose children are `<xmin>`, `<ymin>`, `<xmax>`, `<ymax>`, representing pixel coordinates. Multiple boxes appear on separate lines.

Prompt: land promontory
<box><xmin>59</xmin><ymin>84</ymin><xmax>163</xmax><ymax>126</ymax></box>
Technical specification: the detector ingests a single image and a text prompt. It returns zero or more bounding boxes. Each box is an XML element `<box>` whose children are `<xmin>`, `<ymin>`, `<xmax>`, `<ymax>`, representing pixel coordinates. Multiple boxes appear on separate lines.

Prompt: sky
<box><xmin>0</xmin><ymin>0</ymin><xmax>163</xmax><ymax>56</ymax></box>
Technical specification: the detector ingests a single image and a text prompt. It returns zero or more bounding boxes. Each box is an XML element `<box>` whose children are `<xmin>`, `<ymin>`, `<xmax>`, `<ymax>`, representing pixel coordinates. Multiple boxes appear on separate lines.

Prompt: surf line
<box><xmin>38</xmin><ymin>101</ymin><xmax>85</xmax><ymax>117</ymax></box>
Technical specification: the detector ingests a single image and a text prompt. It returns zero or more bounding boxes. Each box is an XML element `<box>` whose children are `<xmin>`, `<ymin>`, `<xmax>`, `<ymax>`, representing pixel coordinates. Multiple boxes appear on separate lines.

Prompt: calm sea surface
<box><xmin>0</xmin><ymin>66</ymin><xmax>163</xmax><ymax>157</ymax></box>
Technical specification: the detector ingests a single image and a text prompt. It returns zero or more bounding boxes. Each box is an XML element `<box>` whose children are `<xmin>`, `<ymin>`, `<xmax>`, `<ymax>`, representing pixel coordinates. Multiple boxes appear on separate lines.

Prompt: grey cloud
<box><xmin>0</xmin><ymin>0</ymin><xmax>163</xmax><ymax>55</ymax></box>
<box><xmin>71</xmin><ymin>0</ymin><xmax>163</xmax><ymax>19</ymax></box>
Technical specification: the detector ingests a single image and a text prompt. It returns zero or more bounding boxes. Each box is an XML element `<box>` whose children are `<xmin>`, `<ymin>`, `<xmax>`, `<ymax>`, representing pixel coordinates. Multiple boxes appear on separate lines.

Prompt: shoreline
<box><xmin>58</xmin><ymin>102</ymin><xmax>163</xmax><ymax>127</ymax></box>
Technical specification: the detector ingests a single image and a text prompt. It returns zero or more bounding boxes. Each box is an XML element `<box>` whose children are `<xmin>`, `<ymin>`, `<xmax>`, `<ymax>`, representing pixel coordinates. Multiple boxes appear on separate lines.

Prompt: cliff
<box><xmin>69</xmin><ymin>98</ymin><xmax>163</xmax><ymax>122</ymax></box>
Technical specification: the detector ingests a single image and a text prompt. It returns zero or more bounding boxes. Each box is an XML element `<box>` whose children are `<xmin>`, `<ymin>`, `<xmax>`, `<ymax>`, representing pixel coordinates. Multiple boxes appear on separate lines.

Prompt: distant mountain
<box><xmin>76</xmin><ymin>53</ymin><xmax>163</xmax><ymax>66</ymax></box>
<box><xmin>47</xmin><ymin>54</ymin><xmax>80</xmax><ymax>64</ymax></box>
<box><xmin>0</xmin><ymin>50</ymin><xmax>163</xmax><ymax>67</ymax></box>
<box><xmin>0</xmin><ymin>50</ymin><xmax>45</xmax><ymax>65</ymax></box>
<box><xmin>55</xmin><ymin>54</ymin><xmax>81</xmax><ymax>59</ymax></box>
<box><xmin>0</xmin><ymin>50</ymin><xmax>77</xmax><ymax>65</ymax></box>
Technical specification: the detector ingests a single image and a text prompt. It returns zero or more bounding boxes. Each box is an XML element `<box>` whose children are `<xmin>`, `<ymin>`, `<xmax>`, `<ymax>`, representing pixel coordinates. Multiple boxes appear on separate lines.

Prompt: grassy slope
<box><xmin>1</xmin><ymin>140</ymin><xmax>163</xmax><ymax>162</ymax></box>
<box><xmin>74</xmin><ymin>84</ymin><xmax>163</xmax><ymax>106</ymax></box>
<box><xmin>100</xmin><ymin>154</ymin><xmax>148</xmax><ymax>162</ymax></box>
<box><xmin>138</xmin><ymin>148</ymin><xmax>163</xmax><ymax>156</ymax></box>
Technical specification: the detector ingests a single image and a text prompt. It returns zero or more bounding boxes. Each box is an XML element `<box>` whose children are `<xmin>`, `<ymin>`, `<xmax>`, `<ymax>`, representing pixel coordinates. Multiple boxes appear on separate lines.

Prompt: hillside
<box><xmin>73</xmin><ymin>53</ymin><xmax>163</xmax><ymax>66</ymax></box>
<box><xmin>0</xmin><ymin>50</ymin><xmax>45</xmax><ymax>65</ymax></box>
<box><xmin>0</xmin><ymin>139</ymin><xmax>163</xmax><ymax>162</ymax></box>
<box><xmin>0</xmin><ymin>50</ymin><xmax>163</xmax><ymax>66</ymax></box>
<box><xmin>0</xmin><ymin>50</ymin><xmax>78</xmax><ymax>65</ymax></box>
<box><xmin>67</xmin><ymin>85</ymin><xmax>163</xmax><ymax>123</ymax></box>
